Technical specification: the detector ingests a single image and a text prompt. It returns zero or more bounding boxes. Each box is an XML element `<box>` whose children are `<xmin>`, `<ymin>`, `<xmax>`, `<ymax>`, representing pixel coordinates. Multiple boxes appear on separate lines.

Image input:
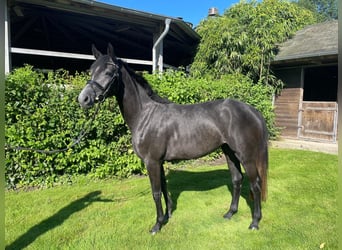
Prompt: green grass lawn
<box><xmin>5</xmin><ymin>148</ymin><xmax>338</xmax><ymax>249</ymax></box>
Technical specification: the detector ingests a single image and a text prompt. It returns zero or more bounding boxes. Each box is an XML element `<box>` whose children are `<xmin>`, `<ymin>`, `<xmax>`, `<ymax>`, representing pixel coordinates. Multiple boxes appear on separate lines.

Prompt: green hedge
<box><xmin>5</xmin><ymin>65</ymin><xmax>142</xmax><ymax>188</ymax></box>
<box><xmin>5</xmin><ymin>66</ymin><xmax>276</xmax><ymax>188</ymax></box>
<box><xmin>145</xmin><ymin>70</ymin><xmax>277</xmax><ymax>137</ymax></box>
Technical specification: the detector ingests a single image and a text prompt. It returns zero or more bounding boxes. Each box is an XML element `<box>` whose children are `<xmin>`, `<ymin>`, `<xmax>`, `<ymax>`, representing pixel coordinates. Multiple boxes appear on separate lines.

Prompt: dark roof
<box><xmin>273</xmin><ymin>20</ymin><xmax>338</xmax><ymax>66</ymax></box>
<box><xmin>8</xmin><ymin>0</ymin><xmax>200</xmax><ymax>71</ymax></box>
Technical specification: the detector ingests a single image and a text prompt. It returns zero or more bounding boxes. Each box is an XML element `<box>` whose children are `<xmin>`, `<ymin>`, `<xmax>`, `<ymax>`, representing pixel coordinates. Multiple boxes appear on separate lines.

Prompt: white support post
<box><xmin>158</xmin><ymin>39</ymin><xmax>163</xmax><ymax>72</ymax></box>
<box><xmin>4</xmin><ymin>0</ymin><xmax>11</xmax><ymax>74</ymax></box>
<box><xmin>152</xmin><ymin>32</ymin><xmax>160</xmax><ymax>73</ymax></box>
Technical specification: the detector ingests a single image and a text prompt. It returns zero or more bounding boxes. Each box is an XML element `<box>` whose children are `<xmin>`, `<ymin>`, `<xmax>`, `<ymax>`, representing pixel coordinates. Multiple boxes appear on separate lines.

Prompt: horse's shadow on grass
<box><xmin>6</xmin><ymin>191</ymin><xmax>113</xmax><ymax>250</ymax></box>
<box><xmin>166</xmin><ymin>168</ymin><xmax>253</xmax><ymax>217</ymax></box>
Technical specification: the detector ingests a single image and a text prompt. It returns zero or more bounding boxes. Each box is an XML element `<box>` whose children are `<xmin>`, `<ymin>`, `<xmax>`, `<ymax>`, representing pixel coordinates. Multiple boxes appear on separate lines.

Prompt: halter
<box><xmin>87</xmin><ymin>62</ymin><xmax>119</xmax><ymax>103</ymax></box>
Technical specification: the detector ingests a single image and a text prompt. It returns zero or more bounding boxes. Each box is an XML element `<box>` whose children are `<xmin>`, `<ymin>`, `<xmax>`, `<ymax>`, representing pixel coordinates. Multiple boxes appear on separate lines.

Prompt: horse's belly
<box><xmin>164</xmin><ymin>130</ymin><xmax>222</xmax><ymax>160</ymax></box>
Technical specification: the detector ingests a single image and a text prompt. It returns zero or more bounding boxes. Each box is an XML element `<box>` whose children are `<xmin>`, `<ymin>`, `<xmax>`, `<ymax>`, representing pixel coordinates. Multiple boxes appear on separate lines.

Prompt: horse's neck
<box><xmin>117</xmin><ymin>67</ymin><xmax>151</xmax><ymax>130</ymax></box>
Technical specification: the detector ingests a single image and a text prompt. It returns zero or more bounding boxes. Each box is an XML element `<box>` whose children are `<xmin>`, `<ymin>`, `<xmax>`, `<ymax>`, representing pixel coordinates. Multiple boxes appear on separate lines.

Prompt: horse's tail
<box><xmin>257</xmin><ymin>143</ymin><xmax>268</xmax><ymax>202</ymax></box>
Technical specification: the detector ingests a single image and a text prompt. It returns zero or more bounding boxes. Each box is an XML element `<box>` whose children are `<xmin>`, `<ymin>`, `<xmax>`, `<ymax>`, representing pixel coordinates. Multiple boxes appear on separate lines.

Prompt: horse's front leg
<box><xmin>146</xmin><ymin>160</ymin><xmax>166</xmax><ymax>234</ymax></box>
<box><xmin>161</xmin><ymin>163</ymin><xmax>173</xmax><ymax>219</ymax></box>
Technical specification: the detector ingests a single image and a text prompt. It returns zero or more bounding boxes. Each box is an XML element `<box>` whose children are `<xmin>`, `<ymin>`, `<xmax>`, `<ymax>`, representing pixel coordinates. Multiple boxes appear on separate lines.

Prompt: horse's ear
<box><xmin>107</xmin><ymin>43</ymin><xmax>116</xmax><ymax>60</ymax></box>
<box><xmin>92</xmin><ymin>44</ymin><xmax>102</xmax><ymax>59</ymax></box>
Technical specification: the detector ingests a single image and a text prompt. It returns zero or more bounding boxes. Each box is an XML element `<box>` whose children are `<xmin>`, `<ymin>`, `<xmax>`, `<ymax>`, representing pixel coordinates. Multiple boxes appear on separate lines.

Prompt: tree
<box><xmin>191</xmin><ymin>0</ymin><xmax>317</xmax><ymax>89</ymax></box>
<box><xmin>294</xmin><ymin>0</ymin><xmax>338</xmax><ymax>20</ymax></box>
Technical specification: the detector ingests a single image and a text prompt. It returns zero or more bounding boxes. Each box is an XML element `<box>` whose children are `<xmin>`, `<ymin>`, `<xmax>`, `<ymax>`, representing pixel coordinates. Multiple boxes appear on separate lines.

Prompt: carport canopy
<box><xmin>6</xmin><ymin>0</ymin><xmax>200</xmax><ymax>73</ymax></box>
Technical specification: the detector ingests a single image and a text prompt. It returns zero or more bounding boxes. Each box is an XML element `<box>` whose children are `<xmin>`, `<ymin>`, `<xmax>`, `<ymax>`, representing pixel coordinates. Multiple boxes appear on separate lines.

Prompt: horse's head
<box><xmin>78</xmin><ymin>43</ymin><xmax>119</xmax><ymax>109</ymax></box>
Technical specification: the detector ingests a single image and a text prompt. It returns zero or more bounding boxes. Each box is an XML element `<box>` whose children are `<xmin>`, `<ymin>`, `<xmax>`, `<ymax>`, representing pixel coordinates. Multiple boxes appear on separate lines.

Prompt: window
<box><xmin>303</xmin><ymin>65</ymin><xmax>337</xmax><ymax>101</ymax></box>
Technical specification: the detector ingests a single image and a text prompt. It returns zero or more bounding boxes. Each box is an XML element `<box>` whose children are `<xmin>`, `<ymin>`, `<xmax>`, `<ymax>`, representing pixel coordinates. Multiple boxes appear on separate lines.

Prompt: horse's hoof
<box><xmin>150</xmin><ymin>230</ymin><xmax>157</xmax><ymax>236</ymax></box>
<box><xmin>149</xmin><ymin>224</ymin><xmax>161</xmax><ymax>235</ymax></box>
<box><xmin>248</xmin><ymin>225</ymin><xmax>259</xmax><ymax>230</ymax></box>
<box><xmin>223</xmin><ymin>211</ymin><xmax>236</xmax><ymax>219</ymax></box>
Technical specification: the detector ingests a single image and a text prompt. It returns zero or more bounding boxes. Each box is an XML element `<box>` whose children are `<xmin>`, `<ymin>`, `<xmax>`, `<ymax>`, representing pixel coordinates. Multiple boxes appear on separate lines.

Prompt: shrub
<box><xmin>144</xmin><ymin>70</ymin><xmax>277</xmax><ymax>137</ymax></box>
<box><xmin>5</xmin><ymin>65</ymin><xmax>142</xmax><ymax>188</ymax></box>
<box><xmin>5</xmin><ymin>66</ymin><xmax>276</xmax><ymax>188</ymax></box>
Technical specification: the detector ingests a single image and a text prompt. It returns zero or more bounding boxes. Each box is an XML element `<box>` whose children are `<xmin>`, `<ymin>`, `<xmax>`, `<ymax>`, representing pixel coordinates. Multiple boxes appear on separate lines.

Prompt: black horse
<box><xmin>78</xmin><ymin>44</ymin><xmax>268</xmax><ymax>234</ymax></box>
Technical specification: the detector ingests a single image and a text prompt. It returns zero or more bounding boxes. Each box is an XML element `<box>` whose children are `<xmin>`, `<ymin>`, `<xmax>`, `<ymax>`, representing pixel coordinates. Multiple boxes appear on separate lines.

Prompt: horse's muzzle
<box><xmin>78</xmin><ymin>88</ymin><xmax>95</xmax><ymax>109</ymax></box>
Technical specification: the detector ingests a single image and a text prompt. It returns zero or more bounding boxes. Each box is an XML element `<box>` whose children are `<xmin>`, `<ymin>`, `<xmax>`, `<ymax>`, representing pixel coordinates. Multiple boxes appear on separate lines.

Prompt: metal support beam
<box><xmin>152</xmin><ymin>18</ymin><xmax>171</xmax><ymax>73</ymax></box>
<box><xmin>9</xmin><ymin>46</ymin><xmax>179</xmax><ymax>72</ymax></box>
<box><xmin>10</xmin><ymin>47</ymin><xmax>153</xmax><ymax>65</ymax></box>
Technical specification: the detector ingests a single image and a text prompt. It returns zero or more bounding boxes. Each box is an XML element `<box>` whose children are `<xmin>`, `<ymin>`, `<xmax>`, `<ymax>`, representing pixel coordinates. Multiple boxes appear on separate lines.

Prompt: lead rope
<box><xmin>4</xmin><ymin>103</ymin><xmax>101</xmax><ymax>154</ymax></box>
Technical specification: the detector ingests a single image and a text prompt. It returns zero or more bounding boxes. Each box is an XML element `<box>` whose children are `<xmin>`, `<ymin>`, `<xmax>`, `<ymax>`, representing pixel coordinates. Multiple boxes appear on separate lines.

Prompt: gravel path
<box><xmin>270</xmin><ymin>138</ymin><xmax>338</xmax><ymax>155</ymax></box>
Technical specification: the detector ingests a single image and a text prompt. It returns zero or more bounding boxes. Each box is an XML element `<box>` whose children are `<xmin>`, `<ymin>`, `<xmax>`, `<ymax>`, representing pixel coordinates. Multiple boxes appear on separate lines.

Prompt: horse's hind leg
<box><xmin>244</xmin><ymin>162</ymin><xmax>262</xmax><ymax>230</ymax></box>
<box><xmin>222</xmin><ymin>145</ymin><xmax>243</xmax><ymax>220</ymax></box>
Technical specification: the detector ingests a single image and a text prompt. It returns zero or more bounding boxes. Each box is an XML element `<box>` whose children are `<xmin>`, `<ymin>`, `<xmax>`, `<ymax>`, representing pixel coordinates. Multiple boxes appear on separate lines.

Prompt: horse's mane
<box><xmin>119</xmin><ymin>60</ymin><xmax>172</xmax><ymax>104</ymax></box>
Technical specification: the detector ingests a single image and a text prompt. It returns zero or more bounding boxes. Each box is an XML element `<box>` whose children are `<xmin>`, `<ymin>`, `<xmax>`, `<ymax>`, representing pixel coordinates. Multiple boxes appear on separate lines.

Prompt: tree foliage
<box><xmin>191</xmin><ymin>0</ymin><xmax>317</xmax><ymax>89</ymax></box>
<box><xmin>294</xmin><ymin>0</ymin><xmax>338</xmax><ymax>20</ymax></box>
